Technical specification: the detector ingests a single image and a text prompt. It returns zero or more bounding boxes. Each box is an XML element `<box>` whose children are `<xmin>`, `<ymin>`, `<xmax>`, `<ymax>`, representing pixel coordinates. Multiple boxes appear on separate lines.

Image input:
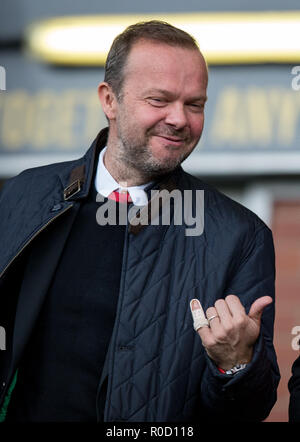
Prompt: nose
<box><xmin>164</xmin><ymin>102</ymin><xmax>188</xmax><ymax>129</ymax></box>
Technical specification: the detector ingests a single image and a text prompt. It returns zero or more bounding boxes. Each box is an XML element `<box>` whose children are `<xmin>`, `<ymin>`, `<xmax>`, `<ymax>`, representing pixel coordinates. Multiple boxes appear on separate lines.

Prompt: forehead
<box><xmin>123</xmin><ymin>40</ymin><xmax>208</xmax><ymax>93</ymax></box>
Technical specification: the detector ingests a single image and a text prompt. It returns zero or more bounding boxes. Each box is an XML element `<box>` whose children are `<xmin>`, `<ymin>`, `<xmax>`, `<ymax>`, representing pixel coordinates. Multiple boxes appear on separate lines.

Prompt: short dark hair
<box><xmin>104</xmin><ymin>20</ymin><xmax>200</xmax><ymax>99</ymax></box>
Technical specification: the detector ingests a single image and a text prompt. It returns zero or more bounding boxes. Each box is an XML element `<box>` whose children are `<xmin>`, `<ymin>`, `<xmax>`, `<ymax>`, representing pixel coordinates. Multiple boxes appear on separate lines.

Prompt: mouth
<box><xmin>154</xmin><ymin>135</ymin><xmax>186</xmax><ymax>147</ymax></box>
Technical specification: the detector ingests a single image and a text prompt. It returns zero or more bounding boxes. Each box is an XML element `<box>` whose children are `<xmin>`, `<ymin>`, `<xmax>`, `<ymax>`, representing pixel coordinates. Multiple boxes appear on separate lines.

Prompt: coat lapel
<box><xmin>8</xmin><ymin>129</ymin><xmax>108</xmax><ymax>377</ymax></box>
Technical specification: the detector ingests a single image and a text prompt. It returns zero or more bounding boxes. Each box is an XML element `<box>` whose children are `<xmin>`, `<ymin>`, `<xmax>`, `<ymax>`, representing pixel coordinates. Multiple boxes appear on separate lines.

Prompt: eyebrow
<box><xmin>144</xmin><ymin>88</ymin><xmax>207</xmax><ymax>102</ymax></box>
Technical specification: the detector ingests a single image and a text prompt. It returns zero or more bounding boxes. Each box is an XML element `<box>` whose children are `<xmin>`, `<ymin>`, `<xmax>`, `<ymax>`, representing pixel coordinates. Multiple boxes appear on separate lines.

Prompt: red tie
<box><xmin>107</xmin><ymin>190</ymin><xmax>132</xmax><ymax>203</ymax></box>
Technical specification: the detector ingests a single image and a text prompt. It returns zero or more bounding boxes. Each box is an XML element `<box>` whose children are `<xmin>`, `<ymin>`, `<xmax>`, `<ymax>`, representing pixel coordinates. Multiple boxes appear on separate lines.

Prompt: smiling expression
<box><xmin>101</xmin><ymin>39</ymin><xmax>208</xmax><ymax>182</ymax></box>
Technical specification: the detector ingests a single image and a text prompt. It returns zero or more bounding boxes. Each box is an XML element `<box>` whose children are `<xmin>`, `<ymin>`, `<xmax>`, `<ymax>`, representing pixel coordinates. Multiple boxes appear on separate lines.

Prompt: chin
<box><xmin>152</xmin><ymin>146</ymin><xmax>189</xmax><ymax>167</ymax></box>
<box><xmin>146</xmin><ymin>157</ymin><xmax>182</xmax><ymax>176</ymax></box>
<box><xmin>151</xmin><ymin>144</ymin><xmax>183</xmax><ymax>161</ymax></box>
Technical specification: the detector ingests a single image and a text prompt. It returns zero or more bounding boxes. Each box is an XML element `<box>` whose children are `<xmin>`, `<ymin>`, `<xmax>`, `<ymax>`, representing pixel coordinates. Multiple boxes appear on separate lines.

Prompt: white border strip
<box><xmin>0</xmin><ymin>154</ymin><xmax>81</xmax><ymax>178</ymax></box>
<box><xmin>1</xmin><ymin>152</ymin><xmax>300</xmax><ymax>179</ymax></box>
<box><xmin>183</xmin><ymin>152</ymin><xmax>300</xmax><ymax>175</ymax></box>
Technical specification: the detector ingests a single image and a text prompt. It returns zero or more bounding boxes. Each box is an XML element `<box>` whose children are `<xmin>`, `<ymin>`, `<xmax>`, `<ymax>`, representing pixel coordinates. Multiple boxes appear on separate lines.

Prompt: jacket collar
<box><xmin>57</xmin><ymin>127</ymin><xmax>108</xmax><ymax>202</ymax></box>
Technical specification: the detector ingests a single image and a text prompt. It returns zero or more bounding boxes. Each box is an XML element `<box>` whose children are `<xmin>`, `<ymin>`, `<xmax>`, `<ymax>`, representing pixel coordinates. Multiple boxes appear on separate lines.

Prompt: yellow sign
<box><xmin>0</xmin><ymin>89</ymin><xmax>106</xmax><ymax>150</ymax></box>
<box><xmin>0</xmin><ymin>86</ymin><xmax>299</xmax><ymax>152</ymax></box>
<box><xmin>209</xmin><ymin>87</ymin><xmax>300</xmax><ymax>147</ymax></box>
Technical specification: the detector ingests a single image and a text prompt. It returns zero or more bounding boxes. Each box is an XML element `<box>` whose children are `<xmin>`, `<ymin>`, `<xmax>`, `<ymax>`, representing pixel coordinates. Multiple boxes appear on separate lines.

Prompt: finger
<box><xmin>214</xmin><ymin>298</ymin><xmax>233</xmax><ymax>324</ymax></box>
<box><xmin>225</xmin><ymin>294</ymin><xmax>246</xmax><ymax>319</ymax></box>
<box><xmin>190</xmin><ymin>299</ymin><xmax>209</xmax><ymax>331</ymax></box>
<box><xmin>248</xmin><ymin>296</ymin><xmax>273</xmax><ymax>323</ymax></box>
<box><xmin>206</xmin><ymin>306</ymin><xmax>220</xmax><ymax>326</ymax></box>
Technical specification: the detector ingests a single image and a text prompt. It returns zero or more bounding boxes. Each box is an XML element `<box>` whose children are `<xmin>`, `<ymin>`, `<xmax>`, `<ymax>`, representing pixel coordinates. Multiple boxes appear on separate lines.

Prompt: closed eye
<box><xmin>188</xmin><ymin>103</ymin><xmax>205</xmax><ymax>112</ymax></box>
<box><xmin>146</xmin><ymin>97</ymin><xmax>167</xmax><ymax>107</ymax></box>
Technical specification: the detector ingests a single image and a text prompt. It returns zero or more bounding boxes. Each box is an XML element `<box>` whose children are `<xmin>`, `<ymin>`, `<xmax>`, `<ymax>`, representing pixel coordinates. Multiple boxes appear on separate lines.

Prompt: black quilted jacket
<box><xmin>0</xmin><ymin>128</ymin><xmax>280</xmax><ymax>422</ymax></box>
<box><xmin>289</xmin><ymin>355</ymin><xmax>300</xmax><ymax>421</ymax></box>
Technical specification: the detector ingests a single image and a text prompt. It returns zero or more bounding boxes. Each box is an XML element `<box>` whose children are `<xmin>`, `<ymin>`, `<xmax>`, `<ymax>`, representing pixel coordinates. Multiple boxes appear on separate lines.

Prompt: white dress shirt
<box><xmin>94</xmin><ymin>147</ymin><xmax>151</xmax><ymax>206</ymax></box>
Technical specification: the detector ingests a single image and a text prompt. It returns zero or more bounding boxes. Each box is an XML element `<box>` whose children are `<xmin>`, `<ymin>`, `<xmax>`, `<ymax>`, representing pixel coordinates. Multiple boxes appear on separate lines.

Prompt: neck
<box><xmin>103</xmin><ymin>145</ymin><xmax>152</xmax><ymax>187</ymax></box>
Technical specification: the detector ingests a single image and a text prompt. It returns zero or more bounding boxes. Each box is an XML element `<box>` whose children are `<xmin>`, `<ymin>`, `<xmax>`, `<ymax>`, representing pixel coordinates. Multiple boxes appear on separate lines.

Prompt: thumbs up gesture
<box><xmin>190</xmin><ymin>295</ymin><xmax>272</xmax><ymax>371</ymax></box>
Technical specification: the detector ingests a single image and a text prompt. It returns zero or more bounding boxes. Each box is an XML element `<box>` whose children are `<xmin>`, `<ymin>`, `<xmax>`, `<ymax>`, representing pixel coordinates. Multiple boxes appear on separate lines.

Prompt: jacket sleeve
<box><xmin>288</xmin><ymin>354</ymin><xmax>300</xmax><ymax>422</ymax></box>
<box><xmin>199</xmin><ymin>224</ymin><xmax>280</xmax><ymax>421</ymax></box>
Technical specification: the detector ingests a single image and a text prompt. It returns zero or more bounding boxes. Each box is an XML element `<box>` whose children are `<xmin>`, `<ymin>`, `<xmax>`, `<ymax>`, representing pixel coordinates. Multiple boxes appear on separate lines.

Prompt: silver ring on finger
<box><xmin>207</xmin><ymin>314</ymin><xmax>219</xmax><ymax>323</ymax></box>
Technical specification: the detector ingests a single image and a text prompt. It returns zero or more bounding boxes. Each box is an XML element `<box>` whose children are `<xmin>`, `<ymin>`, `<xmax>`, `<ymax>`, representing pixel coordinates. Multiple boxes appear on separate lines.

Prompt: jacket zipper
<box><xmin>0</xmin><ymin>203</ymin><xmax>73</xmax><ymax>280</ymax></box>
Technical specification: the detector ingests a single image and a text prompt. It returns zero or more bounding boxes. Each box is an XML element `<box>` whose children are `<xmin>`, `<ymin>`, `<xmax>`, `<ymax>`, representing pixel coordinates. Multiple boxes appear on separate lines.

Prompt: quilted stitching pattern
<box><xmin>0</xmin><ymin>144</ymin><xmax>279</xmax><ymax>422</ymax></box>
<box><xmin>103</xmin><ymin>172</ymin><xmax>279</xmax><ymax>421</ymax></box>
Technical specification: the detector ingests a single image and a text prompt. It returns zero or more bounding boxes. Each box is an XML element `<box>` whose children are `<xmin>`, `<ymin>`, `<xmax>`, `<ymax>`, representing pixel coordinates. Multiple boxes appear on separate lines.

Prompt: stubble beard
<box><xmin>115</xmin><ymin>121</ymin><xmax>193</xmax><ymax>181</ymax></box>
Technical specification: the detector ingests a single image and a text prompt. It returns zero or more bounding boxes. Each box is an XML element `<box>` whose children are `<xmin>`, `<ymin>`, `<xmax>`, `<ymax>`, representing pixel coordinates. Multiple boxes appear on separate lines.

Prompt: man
<box><xmin>0</xmin><ymin>20</ymin><xmax>279</xmax><ymax>422</ymax></box>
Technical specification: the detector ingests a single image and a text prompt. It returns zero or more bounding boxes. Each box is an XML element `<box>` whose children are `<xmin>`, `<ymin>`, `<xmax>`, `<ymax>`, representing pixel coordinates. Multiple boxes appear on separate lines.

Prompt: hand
<box><xmin>190</xmin><ymin>294</ymin><xmax>272</xmax><ymax>370</ymax></box>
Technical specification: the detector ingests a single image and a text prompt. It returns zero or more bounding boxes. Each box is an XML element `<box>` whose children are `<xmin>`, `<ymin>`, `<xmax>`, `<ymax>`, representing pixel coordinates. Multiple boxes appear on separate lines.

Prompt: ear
<box><xmin>97</xmin><ymin>82</ymin><xmax>118</xmax><ymax>121</ymax></box>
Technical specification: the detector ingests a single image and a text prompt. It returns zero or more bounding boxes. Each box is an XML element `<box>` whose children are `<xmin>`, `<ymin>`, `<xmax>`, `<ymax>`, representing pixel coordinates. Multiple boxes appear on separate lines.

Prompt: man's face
<box><xmin>111</xmin><ymin>39</ymin><xmax>208</xmax><ymax>177</ymax></box>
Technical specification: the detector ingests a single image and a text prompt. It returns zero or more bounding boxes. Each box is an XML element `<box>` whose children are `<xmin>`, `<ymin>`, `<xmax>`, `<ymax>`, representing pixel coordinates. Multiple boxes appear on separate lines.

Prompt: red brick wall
<box><xmin>265</xmin><ymin>200</ymin><xmax>300</xmax><ymax>421</ymax></box>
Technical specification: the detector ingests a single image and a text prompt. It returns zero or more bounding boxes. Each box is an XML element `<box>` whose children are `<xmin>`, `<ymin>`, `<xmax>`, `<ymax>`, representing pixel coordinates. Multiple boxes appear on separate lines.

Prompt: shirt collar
<box><xmin>95</xmin><ymin>147</ymin><xmax>151</xmax><ymax>206</ymax></box>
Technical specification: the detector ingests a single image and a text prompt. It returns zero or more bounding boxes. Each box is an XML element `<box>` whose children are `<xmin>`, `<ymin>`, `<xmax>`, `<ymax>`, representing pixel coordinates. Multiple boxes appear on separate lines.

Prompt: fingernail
<box><xmin>190</xmin><ymin>299</ymin><xmax>199</xmax><ymax>311</ymax></box>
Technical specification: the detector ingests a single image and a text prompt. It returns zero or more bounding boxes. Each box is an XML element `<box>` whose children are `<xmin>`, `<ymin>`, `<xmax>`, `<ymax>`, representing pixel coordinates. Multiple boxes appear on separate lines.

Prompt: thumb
<box><xmin>248</xmin><ymin>296</ymin><xmax>273</xmax><ymax>323</ymax></box>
